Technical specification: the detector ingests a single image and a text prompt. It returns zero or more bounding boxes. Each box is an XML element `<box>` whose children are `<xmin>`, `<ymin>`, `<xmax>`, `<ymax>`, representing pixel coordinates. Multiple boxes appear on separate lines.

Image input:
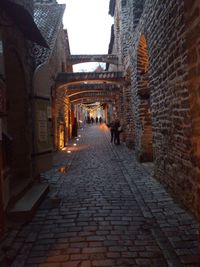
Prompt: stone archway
<box><xmin>55</xmin><ymin>72</ymin><xmax>124</xmax><ymax>147</ymax></box>
<box><xmin>4</xmin><ymin>48</ymin><xmax>31</xmax><ymax>190</ymax></box>
<box><xmin>136</xmin><ymin>34</ymin><xmax>153</xmax><ymax>162</ymax></box>
<box><xmin>70</xmin><ymin>93</ymin><xmax>117</xmax><ymax>127</ymax></box>
<box><xmin>67</xmin><ymin>54</ymin><xmax>118</xmax><ymax>65</ymax></box>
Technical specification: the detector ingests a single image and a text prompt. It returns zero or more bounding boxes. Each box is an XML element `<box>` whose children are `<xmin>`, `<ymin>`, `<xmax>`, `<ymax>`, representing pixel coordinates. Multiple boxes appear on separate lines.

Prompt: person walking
<box><xmin>87</xmin><ymin>116</ymin><xmax>91</xmax><ymax>124</ymax></box>
<box><xmin>95</xmin><ymin>117</ymin><xmax>98</xmax><ymax>124</ymax></box>
<box><xmin>114</xmin><ymin>119</ymin><xmax>122</xmax><ymax>145</ymax></box>
<box><xmin>99</xmin><ymin>117</ymin><xmax>102</xmax><ymax>124</ymax></box>
<box><xmin>109</xmin><ymin>120</ymin><xmax>115</xmax><ymax>143</ymax></box>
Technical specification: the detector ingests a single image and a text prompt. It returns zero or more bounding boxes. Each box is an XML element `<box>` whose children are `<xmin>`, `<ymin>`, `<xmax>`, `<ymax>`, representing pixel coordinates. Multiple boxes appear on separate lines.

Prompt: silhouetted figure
<box><xmin>72</xmin><ymin>117</ymin><xmax>78</xmax><ymax>137</ymax></box>
<box><xmin>87</xmin><ymin>116</ymin><xmax>91</xmax><ymax>124</ymax></box>
<box><xmin>95</xmin><ymin>117</ymin><xmax>98</xmax><ymax>124</ymax></box>
<box><xmin>99</xmin><ymin>117</ymin><xmax>102</xmax><ymax>124</ymax></box>
<box><xmin>109</xmin><ymin>120</ymin><xmax>115</xmax><ymax>143</ymax></box>
<box><xmin>91</xmin><ymin>117</ymin><xmax>94</xmax><ymax>124</ymax></box>
<box><xmin>114</xmin><ymin>119</ymin><xmax>122</xmax><ymax>145</ymax></box>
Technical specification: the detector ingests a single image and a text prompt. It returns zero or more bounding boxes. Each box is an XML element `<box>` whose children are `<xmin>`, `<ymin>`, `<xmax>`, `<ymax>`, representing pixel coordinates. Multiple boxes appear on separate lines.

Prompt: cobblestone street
<box><xmin>7</xmin><ymin>124</ymin><xmax>200</xmax><ymax>266</ymax></box>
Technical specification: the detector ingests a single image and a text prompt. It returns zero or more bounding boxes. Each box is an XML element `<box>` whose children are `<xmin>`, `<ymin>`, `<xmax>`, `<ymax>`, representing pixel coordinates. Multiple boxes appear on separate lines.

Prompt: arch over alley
<box><xmin>65</xmin><ymin>83</ymin><xmax>120</xmax><ymax>97</ymax></box>
<box><xmin>56</xmin><ymin>71</ymin><xmax>124</xmax><ymax>87</ymax></box>
<box><xmin>67</xmin><ymin>54</ymin><xmax>119</xmax><ymax>65</ymax></box>
<box><xmin>69</xmin><ymin>91</ymin><xmax>118</xmax><ymax>102</ymax></box>
<box><xmin>54</xmin><ymin>70</ymin><xmax>125</xmax><ymax>141</ymax></box>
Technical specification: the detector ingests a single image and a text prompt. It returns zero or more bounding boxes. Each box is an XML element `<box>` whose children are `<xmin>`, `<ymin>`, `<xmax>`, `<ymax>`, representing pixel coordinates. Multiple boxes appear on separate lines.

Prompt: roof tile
<box><xmin>32</xmin><ymin>3</ymin><xmax>65</xmax><ymax>67</ymax></box>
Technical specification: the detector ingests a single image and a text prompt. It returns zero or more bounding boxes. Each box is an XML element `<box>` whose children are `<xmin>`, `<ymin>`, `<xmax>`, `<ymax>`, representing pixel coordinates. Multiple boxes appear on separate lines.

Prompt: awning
<box><xmin>1</xmin><ymin>0</ymin><xmax>49</xmax><ymax>48</ymax></box>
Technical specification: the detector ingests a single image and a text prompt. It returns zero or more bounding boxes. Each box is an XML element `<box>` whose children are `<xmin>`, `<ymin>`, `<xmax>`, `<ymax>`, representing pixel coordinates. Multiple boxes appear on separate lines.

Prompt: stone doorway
<box><xmin>4</xmin><ymin>48</ymin><xmax>32</xmax><ymax>194</ymax></box>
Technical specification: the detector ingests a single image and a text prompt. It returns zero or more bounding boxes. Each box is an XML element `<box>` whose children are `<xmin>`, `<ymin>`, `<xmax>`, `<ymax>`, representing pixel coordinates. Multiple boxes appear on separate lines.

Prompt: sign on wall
<box><xmin>38</xmin><ymin>110</ymin><xmax>47</xmax><ymax>142</ymax></box>
<box><xmin>47</xmin><ymin>106</ymin><xmax>52</xmax><ymax>119</ymax></box>
<box><xmin>35</xmin><ymin>99</ymin><xmax>52</xmax><ymax>152</ymax></box>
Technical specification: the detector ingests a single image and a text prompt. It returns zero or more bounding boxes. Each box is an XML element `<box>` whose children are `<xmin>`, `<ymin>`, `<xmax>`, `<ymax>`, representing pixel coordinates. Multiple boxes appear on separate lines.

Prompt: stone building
<box><xmin>0</xmin><ymin>0</ymin><xmax>48</xmax><ymax>237</ymax></box>
<box><xmin>108</xmin><ymin>0</ymin><xmax>200</xmax><ymax>219</ymax></box>
<box><xmin>0</xmin><ymin>0</ymin><xmax>71</xmax><ymax>237</ymax></box>
<box><xmin>32</xmin><ymin>0</ymin><xmax>72</xmax><ymax>174</ymax></box>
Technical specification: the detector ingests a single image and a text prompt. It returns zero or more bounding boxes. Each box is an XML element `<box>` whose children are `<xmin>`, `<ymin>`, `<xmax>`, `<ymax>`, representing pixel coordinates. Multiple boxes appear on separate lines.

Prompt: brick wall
<box><xmin>121</xmin><ymin>68</ymin><xmax>135</xmax><ymax>148</ymax></box>
<box><xmin>184</xmin><ymin>0</ymin><xmax>200</xmax><ymax>218</ymax></box>
<box><xmin>108</xmin><ymin>2</ymin><xmax>135</xmax><ymax>147</ymax></box>
<box><xmin>142</xmin><ymin>0</ymin><xmax>194</xmax><ymax>212</ymax></box>
<box><xmin>111</xmin><ymin>0</ymin><xmax>200</xmax><ymax>216</ymax></box>
<box><xmin>133</xmin><ymin>35</ymin><xmax>153</xmax><ymax>161</ymax></box>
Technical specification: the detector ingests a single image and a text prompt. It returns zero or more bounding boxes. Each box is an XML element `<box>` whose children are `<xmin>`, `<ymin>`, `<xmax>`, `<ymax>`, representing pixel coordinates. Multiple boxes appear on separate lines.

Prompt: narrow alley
<box><xmin>1</xmin><ymin>0</ymin><xmax>200</xmax><ymax>266</ymax></box>
<box><xmin>6</xmin><ymin>124</ymin><xmax>200</xmax><ymax>267</ymax></box>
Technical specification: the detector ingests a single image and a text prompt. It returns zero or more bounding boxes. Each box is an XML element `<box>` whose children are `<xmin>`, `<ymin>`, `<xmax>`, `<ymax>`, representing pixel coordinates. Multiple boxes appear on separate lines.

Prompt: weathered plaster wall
<box><xmin>34</xmin><ymin>27</ymin><xmax>72</xmax><ymax>164</ymax></box>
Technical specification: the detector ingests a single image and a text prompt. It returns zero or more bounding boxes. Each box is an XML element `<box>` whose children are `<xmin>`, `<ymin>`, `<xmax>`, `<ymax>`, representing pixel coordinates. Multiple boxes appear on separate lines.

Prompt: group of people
<box><xmin>86</xmin><ymin>116</ymin><xmax>103</xmax><ymax>124</ymax></box>
<box><xmin>109</xmin><ymin>119</ymin><xmax>122</xmax><ymax>145</ymax></box>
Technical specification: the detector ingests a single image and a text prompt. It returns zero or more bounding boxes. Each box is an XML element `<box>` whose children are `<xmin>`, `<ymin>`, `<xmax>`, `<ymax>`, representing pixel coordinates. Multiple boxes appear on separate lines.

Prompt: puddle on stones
<box><xmin>58</xmin><ymin>166</ymin><xmax>68</xmax><ymax>173</ymax></box>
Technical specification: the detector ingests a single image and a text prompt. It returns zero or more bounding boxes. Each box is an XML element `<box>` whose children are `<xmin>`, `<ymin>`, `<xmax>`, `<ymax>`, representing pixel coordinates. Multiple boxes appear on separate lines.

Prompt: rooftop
<box><xmin>32</xmin><ymin>2</ymin><xmax>65</xmax><ymax>66</ymax></box>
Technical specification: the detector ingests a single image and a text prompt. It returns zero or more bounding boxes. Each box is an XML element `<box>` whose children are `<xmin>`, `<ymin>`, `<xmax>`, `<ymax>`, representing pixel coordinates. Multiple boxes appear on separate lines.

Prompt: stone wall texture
<box><xmin>52</xmin><ymin>29</ymin><xmax>72</xmax><ymax>150</ymax></box>
<box><xmin>110</xmin><ymin>0</ymin><xmax>200</xmax><ymax>218</ymax></box>
<box><xmin>2</xmin><ymin>20</ymin><xmax>34</xmax><ymax>207</ymax></box>
<box><xmin>184</xmin><ymin>0</ymin><xmax>200</xmax><ymax>217</ymax></box>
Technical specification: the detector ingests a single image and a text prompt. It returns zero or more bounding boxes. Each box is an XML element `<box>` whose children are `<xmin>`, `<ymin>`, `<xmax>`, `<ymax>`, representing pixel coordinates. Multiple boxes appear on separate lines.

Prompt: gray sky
<box><xmin>57</xmin><ymin>0</ymin><xmax>113</xmax><ymax>71</ymax></box>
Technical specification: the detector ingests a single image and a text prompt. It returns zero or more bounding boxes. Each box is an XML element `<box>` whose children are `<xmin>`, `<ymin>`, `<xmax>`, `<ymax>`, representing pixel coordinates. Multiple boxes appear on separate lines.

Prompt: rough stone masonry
<box><xmin>108</xmin><ymin>0</ymin><xmax>200</xmax><ymax>220</ymax></box>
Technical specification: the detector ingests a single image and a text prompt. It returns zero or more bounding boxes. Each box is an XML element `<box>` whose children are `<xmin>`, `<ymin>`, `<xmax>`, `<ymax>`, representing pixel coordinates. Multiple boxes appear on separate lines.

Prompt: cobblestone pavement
<box><xmin>5</xmin><ymin>125</ymin><xmax>200</xmax><ymax>266</ymax></box>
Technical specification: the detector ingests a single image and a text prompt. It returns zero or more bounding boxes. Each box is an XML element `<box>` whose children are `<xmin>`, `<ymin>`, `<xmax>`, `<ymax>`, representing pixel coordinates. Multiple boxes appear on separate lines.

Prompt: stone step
<box><xmin>8</xmin><ymin>183</ymin><xmax>49</xmax><ymax>221</ymax></box>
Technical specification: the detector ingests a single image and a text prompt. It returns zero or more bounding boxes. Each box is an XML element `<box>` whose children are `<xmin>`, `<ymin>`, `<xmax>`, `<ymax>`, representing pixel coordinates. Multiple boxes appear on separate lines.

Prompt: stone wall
<box><xmin>32</xmin><ymin>26</ymin><xmax>69</xmax><ymax>173</ymax></box>
<box><xmin>53</xmin><ymin>87</ymin><xmax>70</xmax><ymax>149</ymax></box>
<box><xmin>134</xmin><ymin>35</ymin><xmax>153</xmax><ymax>161</ymax></box>
<box><xmin>184</xmin><ymin>0</ymin><xmax>200</xmax><ymax>218</ymax></box>
<box><xmin>141</xmin><ymin>0</ymin><xmax>194</xmax><ymax>212</ymax></box>
<box><xmin>111</xmin><ymin>0</ymin><xmax>200</xmax><ymax>217</ymax></box>
<box><xmin>2</xmin><ymin>21</ymin><xmax>34</xmax><ymax>204</ymax></box>
<box><xmin>108</xmin><ymin>1</ymin><xmax>135</xmax><ymax>147</ymax></box>
<box><xmin>52</xmin><ymin>29</ymin><xmax>72</xmax><ymax>150</ymax></box>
